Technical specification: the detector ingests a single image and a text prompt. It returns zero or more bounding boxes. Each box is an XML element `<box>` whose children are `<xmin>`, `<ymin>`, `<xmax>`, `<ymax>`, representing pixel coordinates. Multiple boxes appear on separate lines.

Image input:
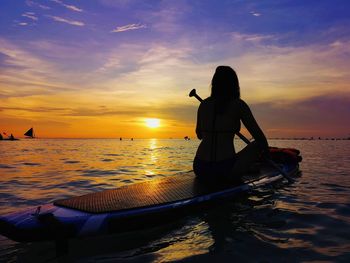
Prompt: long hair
<box><xmin>211</xmin><ymin>66</ymin><xmax>240</xmax><ymax>113</ymax></box>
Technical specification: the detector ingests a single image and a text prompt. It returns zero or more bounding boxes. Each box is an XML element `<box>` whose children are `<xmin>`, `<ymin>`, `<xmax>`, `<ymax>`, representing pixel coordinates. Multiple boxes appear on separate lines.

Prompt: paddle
<box><xmin>189</xmin><ymin>88</ymin><xmax>295</xmax><ymax>183</ymax></box>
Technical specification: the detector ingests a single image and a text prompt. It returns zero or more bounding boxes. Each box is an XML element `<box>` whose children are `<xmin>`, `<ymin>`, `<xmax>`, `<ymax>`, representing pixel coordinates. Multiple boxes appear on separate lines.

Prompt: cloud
<box><xmin>250</xmin><ymin>11</ymin><xmax>261</xmax><ymax>17</ymax></box>
<box><xmin>97</xmin><ymin>56</ymin><xmax>121</xmax><ymax>72</ymax></box>
<box><xmin>22</xmin><ymin>12</ymin><xmax>38</xmax><ymax>21</ymax></box>
<box><xmin>54</xmin><ymin>102</ymin><xmax>196</xmax><ymax>125</ymax></box>
<box><xmin>0</xmin><ymin>38</ymin><xmax>50</xmax><ymax>71</ymax></box>
<box><xmin>46</xmin><ymin>15</ymin><xmax>84</xmax><ymax>26</ymax></box>
<box><xmin>92</xmin><ymin>41</ymin><xmax>205</xmax><ymax>102</ymax></box>
<box><xmin>143</xmin><ymin>1</ymin><xmax>190</xmax><ymax>33</ymax></box>
<box><xmin>111</xmin><ymin>23</ymin><xmax>146</xmax><ymax>33</ymax></box>
<box><xmin>25</xmin><ymin>0</ymin><xmax>51</xmax><ymax>10</ymax></box>
<box><xmin>0</xmin><ymin>106</ymin><xmax>69</xmax><ymax>113</ymax></box>
<box><xmin>231</xmin><ymin>31</ymin><xmax>275</xmax><ymax>43</ymax></box>
<box><xmin>62</xmin><ymin>107</ymin><xmax>144</xmax><ymax>117</ymax></box>
<box><xmin>50</xmin><ymin>0</ymin><xmax>83</xmax><ymax>12</ymax></box>
<box><xmin>250</xmin><ymin>95</ymin><xmax>350</xmax><ymax>137</ymax></box>
<box><xmin>17</xmin><ymin>22</ymin><xmax>28</xmax><ymax>26</ymax></box>
<box><xmin>0</xmin><ymin>38</ymin><xmax>71</xmax><ymax>98</ymax></box>
<box><xmin>0</xmin><ymin>116</ymin><xmax>69</xmax><ymax>128</ymax></box>
<box><xmin>0</xmin><ymin>96</ymin><xmax>196</xmax><ymax>129</ymax></box>
<box><xmin>208</xmin><ymin>34</ymin><xmax>350</xmax><ymax>103</ymax></box>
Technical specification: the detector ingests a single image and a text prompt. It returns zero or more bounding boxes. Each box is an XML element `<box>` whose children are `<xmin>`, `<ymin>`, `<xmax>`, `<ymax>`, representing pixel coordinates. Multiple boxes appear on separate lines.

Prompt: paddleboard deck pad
<box><xmin>0</xmin><ymin>147</ymin><xmax>301</xmax><ymax>242</ymax></box>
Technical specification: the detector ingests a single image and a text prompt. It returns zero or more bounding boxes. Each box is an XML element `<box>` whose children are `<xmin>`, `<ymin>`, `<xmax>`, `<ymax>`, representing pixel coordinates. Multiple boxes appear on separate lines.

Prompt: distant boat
<box><xmin>24</xmin><ymin>128</ymin><xmax>35</xmax><ymax>138</ymax></box>
<box><xmin>1</xmin><ymin>132</ymin><xmax>19</xmax><ymax>141</ymax></box>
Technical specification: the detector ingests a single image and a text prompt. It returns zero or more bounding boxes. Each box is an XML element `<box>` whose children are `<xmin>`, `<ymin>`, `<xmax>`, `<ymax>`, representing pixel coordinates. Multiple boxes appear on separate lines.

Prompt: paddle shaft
<box><xmin>189</xmin><ymin>88</ymin><xmax>294</xmax><ymax>182</ymax></box>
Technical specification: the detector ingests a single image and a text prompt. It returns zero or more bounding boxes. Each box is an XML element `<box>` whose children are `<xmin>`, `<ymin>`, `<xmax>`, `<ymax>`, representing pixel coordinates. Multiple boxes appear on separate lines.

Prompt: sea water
<box><xmin>0</xmin><ymin>139</ymin><xmax>349</xmax><ymax>262</ymax></box>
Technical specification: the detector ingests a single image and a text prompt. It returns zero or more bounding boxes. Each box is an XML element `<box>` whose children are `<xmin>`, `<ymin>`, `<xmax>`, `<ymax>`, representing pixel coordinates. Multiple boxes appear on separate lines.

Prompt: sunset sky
<box><xmin>1</xmin><ymin>0</ymin><xmax>350</xmax><ymax>138</ymax></box>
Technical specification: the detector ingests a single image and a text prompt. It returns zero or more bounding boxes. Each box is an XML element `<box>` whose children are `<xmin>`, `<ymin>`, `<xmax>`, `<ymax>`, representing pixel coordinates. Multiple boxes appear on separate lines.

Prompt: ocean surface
<box><xmin>0</xmin><ymin>138</ymin><xmax>349</xmax><ymax>262</ymax></box>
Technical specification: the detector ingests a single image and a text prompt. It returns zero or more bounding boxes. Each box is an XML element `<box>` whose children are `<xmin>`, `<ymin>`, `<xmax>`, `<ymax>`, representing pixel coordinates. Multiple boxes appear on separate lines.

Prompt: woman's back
<box><xmin>195</xmin><ymin>97</ymin><xmax>241</xmax><ymax>161</ymax></box>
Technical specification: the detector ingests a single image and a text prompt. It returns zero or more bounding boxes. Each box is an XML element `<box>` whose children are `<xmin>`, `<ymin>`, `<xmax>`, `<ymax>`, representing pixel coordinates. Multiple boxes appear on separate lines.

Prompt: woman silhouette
<box><xmin>193</xmin><ymin>66</ymin><xmax>268</xmax><ymax>182</ymax></box>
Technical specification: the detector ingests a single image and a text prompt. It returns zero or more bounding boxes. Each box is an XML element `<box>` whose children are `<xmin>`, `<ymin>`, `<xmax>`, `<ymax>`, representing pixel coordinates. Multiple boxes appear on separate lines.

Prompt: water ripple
<box><xmin>0</xmin><ymin>164</ymin><xmax>15</xmax><ymax>169</ymax></box>
<box><xmin>101</xmin><ymin>158</ymin><xmax>114</xmax><ymax>162</ymax></box>
<box><xmin>64</xmin><ymin>160</ymin><xmax>80</xmax><ymax>164</ymax></box>
<box><xmin>22</xmin><ymin>162</ymin><xmax>41</xmax><ymax>166</ymax></box>
<box><xmin>81</xmin><ymin>169</ymin><xmax>120</xmax><ymax>176</ymax></box>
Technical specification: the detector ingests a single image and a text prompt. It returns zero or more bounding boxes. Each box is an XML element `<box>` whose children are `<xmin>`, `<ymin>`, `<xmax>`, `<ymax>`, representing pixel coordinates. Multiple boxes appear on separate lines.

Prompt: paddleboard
<box><xmin>0</xmin><ymin>147</ymin><xmax>301</xmax><ymax>243</ymax></box>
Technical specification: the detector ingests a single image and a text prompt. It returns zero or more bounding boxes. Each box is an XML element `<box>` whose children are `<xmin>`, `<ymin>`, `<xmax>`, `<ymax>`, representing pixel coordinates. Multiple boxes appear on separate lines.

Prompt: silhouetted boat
<box><xmin>1</xmin><ymin>133</ymin><xmax>19</xmax><ymax>141</ymax></box>
<box><xmin>24</xmin><ymin>128</ymin><xmax>35</xmax><ymax>138</ymax></box>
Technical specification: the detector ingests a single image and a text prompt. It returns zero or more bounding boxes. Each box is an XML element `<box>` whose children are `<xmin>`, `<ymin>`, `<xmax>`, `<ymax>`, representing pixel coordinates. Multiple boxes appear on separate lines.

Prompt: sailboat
<box><xmin>24</xmin><ymin>128</ymin><xmax>35</xmax><ymax>138</ymax></box>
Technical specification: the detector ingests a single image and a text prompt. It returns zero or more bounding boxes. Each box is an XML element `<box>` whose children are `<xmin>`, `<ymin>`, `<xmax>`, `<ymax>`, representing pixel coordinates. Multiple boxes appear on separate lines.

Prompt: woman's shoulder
<box><xmin>227</xmin><ymin>98</ymin><xmax>247</xmax><ymax>109</ymax></box>
<box><xmin>226</xmin><ymin>99</ymin><xmax>250</xmax><ymax>116</ymax></box>
<box><xmin>235</xmin><ymin>99</ymin><xmax>253</xmax><ymax>116</ymax></box>
<box><xmin>236</xmin><ymin>98</ymin><xmax>249</xmax><ymax>108</ymax></box>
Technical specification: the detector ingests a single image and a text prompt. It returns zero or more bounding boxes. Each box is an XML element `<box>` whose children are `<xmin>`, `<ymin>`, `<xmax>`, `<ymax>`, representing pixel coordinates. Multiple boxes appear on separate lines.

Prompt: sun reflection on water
<box><xmin>145</xmin><ymin>139</ymin><xmax>158</xmax><ymax>176</ymax></box>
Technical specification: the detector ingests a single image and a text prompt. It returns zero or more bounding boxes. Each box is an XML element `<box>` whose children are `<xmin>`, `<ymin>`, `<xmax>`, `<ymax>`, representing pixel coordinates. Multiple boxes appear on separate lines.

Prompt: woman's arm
<box><xmin>239</xmin><ymin>99</ymin><xmax>268</xmax><ymax>150</ymax></box>
<box><xmin>196</xmin><ymin>103</ymin><xmax>203</xmax><ymax>140</ymax></box>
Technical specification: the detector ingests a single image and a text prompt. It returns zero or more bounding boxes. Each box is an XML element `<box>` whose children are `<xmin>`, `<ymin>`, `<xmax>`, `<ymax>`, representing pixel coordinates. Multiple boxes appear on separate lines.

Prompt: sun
<box><xmin>145</xmin><ymin>118</ymin><xmax>160</xmax><ymax>128</ymax></box>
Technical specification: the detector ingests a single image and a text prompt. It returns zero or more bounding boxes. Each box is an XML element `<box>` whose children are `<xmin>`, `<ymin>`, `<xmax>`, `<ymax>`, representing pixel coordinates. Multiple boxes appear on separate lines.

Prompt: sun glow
<box><xmin>145</xmin><ymin>118</ymin><xmax>160</xmax><ymax>128</ymax></box>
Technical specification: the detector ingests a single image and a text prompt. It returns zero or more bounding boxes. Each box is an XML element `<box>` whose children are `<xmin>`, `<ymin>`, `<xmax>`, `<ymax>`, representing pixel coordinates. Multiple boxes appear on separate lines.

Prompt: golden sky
<box><xmin>1</xmin><ymin>1</ymin><xmax>350</xmax><ymax>138</ymax></box>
